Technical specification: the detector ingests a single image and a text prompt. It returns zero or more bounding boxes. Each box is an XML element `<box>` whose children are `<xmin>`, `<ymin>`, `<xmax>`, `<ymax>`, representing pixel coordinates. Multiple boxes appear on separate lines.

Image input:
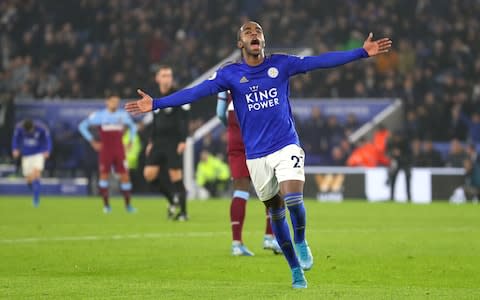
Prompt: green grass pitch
<box><xmin>0</xmin><ymin>196</ymin><xmax>479</xmax><ymax>299</ymax></box>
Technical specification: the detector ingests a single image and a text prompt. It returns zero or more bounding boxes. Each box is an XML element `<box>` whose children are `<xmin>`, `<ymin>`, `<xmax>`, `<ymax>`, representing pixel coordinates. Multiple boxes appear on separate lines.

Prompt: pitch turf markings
<box><xmin>1</xmin><ymin>227</ymin><xmax>476</xmax><ymax>244</ymax></box>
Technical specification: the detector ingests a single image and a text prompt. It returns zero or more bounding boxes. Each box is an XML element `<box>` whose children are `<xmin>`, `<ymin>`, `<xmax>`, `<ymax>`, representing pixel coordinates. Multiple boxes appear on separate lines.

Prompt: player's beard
<box><xmin>245</xmin><ymin>45</ymin><xmax>264</xmax><ymax>58</ymax></box>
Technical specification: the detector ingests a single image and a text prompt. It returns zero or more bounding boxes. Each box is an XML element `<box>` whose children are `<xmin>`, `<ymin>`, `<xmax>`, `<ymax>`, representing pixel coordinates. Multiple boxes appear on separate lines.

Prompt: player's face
<box><xmin>156</xmin><ymin>68</ymin><xmax>173</xmax><ymax>89</ymax></box>
<box><xmin>238</xmin><ymin>22</ymin><xmax>265</xmax><ymax>57</ymax></box>
<box><xmin>106</xmin><ymin>96</ymin><xmax>120</xmax><ymax>111</ymax></box>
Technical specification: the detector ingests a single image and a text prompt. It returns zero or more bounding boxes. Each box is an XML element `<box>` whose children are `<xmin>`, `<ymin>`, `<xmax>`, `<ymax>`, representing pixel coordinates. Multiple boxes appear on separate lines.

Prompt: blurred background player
<box><xmin>78</xmin><ymin>95</ymin><xmax>137</xmax><ymax>213</ymax></box>
<box><xmin>11</xmin><ymin>119</ymin><xmax>52</xmax><ymax>207</ymax></box>
<box><xmin>143</xmin><ymin>66</ymin><xmax>189</xmax><ymax>221</ymax></box>
<box><xmin>217</xmin><ymin>90</ymin><xmax>281</xmax><ymax>256</ymax></box>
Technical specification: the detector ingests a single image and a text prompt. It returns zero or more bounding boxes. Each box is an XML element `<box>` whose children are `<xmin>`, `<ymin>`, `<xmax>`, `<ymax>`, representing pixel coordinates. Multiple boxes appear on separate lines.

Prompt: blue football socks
<box><xmin>31</xmin><ymin>179</ymin><xmax>41</xmax><ymax>207</ymax></box>
<box><xmin>269</xmin><ymin>207</ymin><xmax>300</xmax><ymax>269</ymax></box>
<box><xmin>284</xmin><ymin>193</ymin><xmax>306</xmax><ymax>243</ymax></box>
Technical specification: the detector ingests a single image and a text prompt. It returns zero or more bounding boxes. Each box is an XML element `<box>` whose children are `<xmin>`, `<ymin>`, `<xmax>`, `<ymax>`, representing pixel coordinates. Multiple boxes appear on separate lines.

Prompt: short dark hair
<box><xmin>23</xmin><ymin>119</ymin><xmax>33</xmax><ymax>131</ymax></box>
<box><xmin>157</xmin><ymin>65</ymin><xmax>172</xmax><ymax>73</ymax></box>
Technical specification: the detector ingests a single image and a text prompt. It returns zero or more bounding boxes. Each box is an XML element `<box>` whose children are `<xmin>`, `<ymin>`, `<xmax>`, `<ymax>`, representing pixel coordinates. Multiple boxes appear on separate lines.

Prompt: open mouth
<box><xmin>250</xmin><ymin>39</ymin><xmax>260</xmax><ymax>50</ymax></box>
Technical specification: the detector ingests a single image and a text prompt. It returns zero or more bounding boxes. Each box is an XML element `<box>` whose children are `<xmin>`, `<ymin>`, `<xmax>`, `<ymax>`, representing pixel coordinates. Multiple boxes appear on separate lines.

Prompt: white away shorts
<box><xmin>22</xmin><ymin>153</ymin><xmax>45</xmax><ymax>176</ymax></box>
<box><xmin>246</xmin><ymin>144</ymin><xmax>305</xmax><ymax>201</ymax></box>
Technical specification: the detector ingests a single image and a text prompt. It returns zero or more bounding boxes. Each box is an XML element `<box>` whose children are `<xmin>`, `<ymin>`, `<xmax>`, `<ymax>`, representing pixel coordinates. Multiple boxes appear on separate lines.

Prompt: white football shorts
<box><xmin>246</xmin><ymin>144</ymin><xmax>305</xmax><ymax>201</ymax></box>
<box><xmin>22</xmin><ymin>153</ymin><xmax>45</xmax><ymax>176</ymax></box>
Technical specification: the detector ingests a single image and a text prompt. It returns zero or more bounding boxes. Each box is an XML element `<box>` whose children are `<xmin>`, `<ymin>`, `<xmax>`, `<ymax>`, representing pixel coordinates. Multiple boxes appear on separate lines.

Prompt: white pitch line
<box><xmin>0</xmin><ymin>231</ymin><xmax>229</xmax><ymax>244</ymax></box>
<box><xmin>0</xmin><ymin>227</ymin><xmax>476</xmax><ymax>244</ymax></box>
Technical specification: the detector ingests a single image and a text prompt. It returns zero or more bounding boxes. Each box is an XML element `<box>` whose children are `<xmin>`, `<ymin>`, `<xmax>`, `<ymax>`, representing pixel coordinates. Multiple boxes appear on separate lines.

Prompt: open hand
<box><xmin>363</xmin><ymin>33</ymin><xmax>392</xmax><ymax>57</ymax></box>
<box><xmin>91</xmin><ymin>141</ymin><xmax>102</xmax><ymax>152</ymax></box>
<box><xmin>177</xmin><ymin>142</ymin><xmax>186</xmax><ymax>154</ymax></box>
<box><xmin>125</xmin><ymin>89</ymin><xmax>153</xmax><ymax>115</ymax></box>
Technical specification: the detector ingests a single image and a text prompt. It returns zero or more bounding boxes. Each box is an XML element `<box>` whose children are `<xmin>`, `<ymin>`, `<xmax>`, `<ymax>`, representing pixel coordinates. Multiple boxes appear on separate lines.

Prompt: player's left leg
<box><xmin>22</xmin><ymin>154</ymin><xmax>45</xmax><ymax>207</ymax></box>
<box><xmin>26</xmin><ymin>169</ymin><xmax>42</xmax><ymax>207</ymax></box>
<box><xmin>119</xmin><ymin>172</ymin><xmax>135</xmax><ymax>213</ymax></box>
<box><xmin>115</xmin><ymin>156</ymin><xmax>135</xmax><ymax>213</ymax></box>
<box><xmin>247</xmin><ymin>155</ymin><xmax>306</xmax><ymax>288</ymax></box>
<box><xmin>98</xmin><ymin>172</ymin><xmax>111</xmax><ymax>213</ymax></box>
<box><xmin>274</xmin><ymin>144</ymin><xmax>313</xmax><ymax>271</ymax></box>
<box><xmin>167</xmin><ymin>147</ymin><xmax>187</xmax><ymax>221</ymax></box>
<box><xmin>168</xmin><ymin>168</ymin><xmax>187</xmax><ymax>221</ymax></box>
<box><xmin>280</xmin><ymin>180</ymin><xmax>312</xmax><ymax>271</ymax></box>
<box><xmin>264</xmin><ymin>195</ymin><xmax>306</xmax><ymax>288</ymax></box>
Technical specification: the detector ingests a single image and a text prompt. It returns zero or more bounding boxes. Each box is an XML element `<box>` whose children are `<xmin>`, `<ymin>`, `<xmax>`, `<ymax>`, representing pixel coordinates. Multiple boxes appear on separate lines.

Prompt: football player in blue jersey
<box><xmin>126</xmin><ymin>21</ymin><xmax>392</xmax><ymax>288</ymax></box>
<box><xmin>12</xmin><ymin>119</ymin><xmax>52</xmax><ymax>207</ymax></box>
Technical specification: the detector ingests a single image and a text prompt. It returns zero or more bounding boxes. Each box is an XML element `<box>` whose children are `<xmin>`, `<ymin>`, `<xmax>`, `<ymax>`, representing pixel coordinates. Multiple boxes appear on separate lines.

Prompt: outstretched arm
<box><xmin>125</xmin><ymin>72</ymin><xmax>228</xmax><ymax>114</ymax></box>
<box><xmin>288</xmin><ymin>33</ymin><xmax>392</xmax><ymax>75</ymax></box>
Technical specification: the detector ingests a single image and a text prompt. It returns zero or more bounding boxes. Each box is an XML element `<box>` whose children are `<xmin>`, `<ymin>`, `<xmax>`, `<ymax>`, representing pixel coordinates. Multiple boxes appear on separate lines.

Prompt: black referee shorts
<box><xmin>145</xmin><ymin>141</ymin><xmax>183</xmax><ymax>170</ymax></box>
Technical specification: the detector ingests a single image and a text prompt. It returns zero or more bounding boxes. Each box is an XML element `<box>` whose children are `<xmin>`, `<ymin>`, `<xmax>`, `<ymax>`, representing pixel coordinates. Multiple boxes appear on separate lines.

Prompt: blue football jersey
<box><xmin>12</xmin><ymin>121</ymin><xmax>52</xmax><ymax>156</ymax></box>
<box><xmin>152</xmin><ymin>48</ymin><xmax>368</xmax><ymax>159</ymax></box>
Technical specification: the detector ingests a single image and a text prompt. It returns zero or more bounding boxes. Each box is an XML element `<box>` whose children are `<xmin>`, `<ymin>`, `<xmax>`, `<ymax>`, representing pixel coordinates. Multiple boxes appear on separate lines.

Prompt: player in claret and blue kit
<box><xmin>79</xmin><ymin>95</ymin><xmax>137</xmax><ymax>213</ymax></box>
<box><xmin>126</xmin><ymin>21</ymin><xmax>392</xmax><ymax>288</ymax></box>
<box><xmin>12</xmin><ymin>119</ymin><xmax>52</xmax><ymax>207</ymax></box>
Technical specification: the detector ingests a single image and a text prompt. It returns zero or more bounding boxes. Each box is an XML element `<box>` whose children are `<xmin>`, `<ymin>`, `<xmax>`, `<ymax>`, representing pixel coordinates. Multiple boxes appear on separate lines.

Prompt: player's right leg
<box><xmin>98</xmin><ymin>172</ymin><xmax>111</xmax><ymax>213</ymax></box>
<box><xmin>22</xmin><ymin>154</ymin><xmax>44</xmax><ymax>207</ymax></box>
<box><xmin>168</xmin><ymin>168</ymin><xmax>187</xmax><ymax>221</ymax></box>
<box><xmin>144</xmin><ymin>146</ymin><xmax>177</xmax><ymax>218</ymax></box>
<box><xmin>228</xmin><ymin>149</ymin><xmax>254</xmax><ymax>255</ymax></box>
<box><xmin>230</xmin><ymin>176</ymin><xmax>254</xmax><ymax>256</ymax></box>
<box><xmin>246</xmin><ymin>156</ymin><xmax>306</xmax><ymax>288</ymax></box>
<box><xmin>98</xmin><ymin>152</ymin><xmax>112</xmax><ymax>213</ymax></box>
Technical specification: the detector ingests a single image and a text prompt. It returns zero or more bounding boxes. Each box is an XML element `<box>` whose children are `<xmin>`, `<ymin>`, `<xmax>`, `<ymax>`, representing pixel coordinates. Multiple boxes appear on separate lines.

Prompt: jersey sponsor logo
<box><xmin>101</xmin><ymin>124</ymin><xmax>124</xmax><ymax>131</ymax></box>
<box><xmin>245</xmin><ymin>86</ymin><xmax>280</xmax><ymax>111</ymax></box>
<box><xmin>267</xmin><ymin>67</ymin><xmax>279</xmax><ymax>78</ymax></box>
<box><xmin>239</xmin><ymin>76</ymin><xmax>249</xmax><ymax>83</ymax></box>
<box><xmin>24</xmin><ymin>138</ymin><xmax>39</xmax><ymax>146</ymax></box>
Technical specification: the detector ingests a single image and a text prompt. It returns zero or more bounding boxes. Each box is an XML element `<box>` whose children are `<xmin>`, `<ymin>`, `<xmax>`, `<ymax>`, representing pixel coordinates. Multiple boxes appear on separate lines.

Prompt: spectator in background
<box><xmin>417</xmin><ymin>139</ymin><xmax>444</xmax><ymax>167</ymax></box>
<box><xmin>411</xmin><ymin>138</ymin><xmax>422</xmax><ymax>167</ymax></box>
<box><xmin>298</xmin><ymin>107</ymin><xmax>326</xmax><ymax>155</ymax></box>
<box><xmin>325</xmin><ymin>115</ymin><xmax>345</xmax><ymax>150</ymax></box>
<box><xmin>196</xmin><ymin>150</ymin><xmax>230</xmax><ymax>198</ymax></box>
<box><xmin>465</xmin><ymin>112</ymin><xmax>480</xmax><ymax>143</ymax></box>
<box><xmin>372</xmin><ymin>124</ymin><xmax>390</xmax><ymax>166</ymax></box>
<box><xmin>386</xmin><ymin>131</ymin><xmax>412</xmax><ymax>201</ymax></box>
<box><xmin>405</xmin><ymin>110</ymin><xmax>420</xmax><ymax>140</ymax></box>
<box><xmin>329</xmin><ymin>146</ymin><xmax>347</xmax><ymax>166</ymax></box>
<box><xmin>447</xmin><ymin>106</ymin><xmax>469</xmax><ymax>141</ymax></box>
<box><xmin>463</xmin><ymin>145</ymin><xmax>480</xmax><ymax>202</ymax></box>
<box><xmin>445</xmin><ymin>139</ymin><xmax>468</xmax><ymax>168</ymax></box>
<box><xmin>344</xmin><ymin>113</ymin><xmax>359</xmax><ymax>134</ymax></box>
<box><xmin>346</xmin><ymin>138</ymin><xmax>378</xmax><ymax>167</ymax></box>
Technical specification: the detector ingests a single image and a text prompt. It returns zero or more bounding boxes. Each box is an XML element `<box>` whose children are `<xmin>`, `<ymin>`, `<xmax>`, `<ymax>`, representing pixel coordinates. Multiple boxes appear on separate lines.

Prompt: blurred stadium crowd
<box><xmin>1</xmin><ymin>0</ymin><xmax>480</xmax><ymax>184</ymax></box>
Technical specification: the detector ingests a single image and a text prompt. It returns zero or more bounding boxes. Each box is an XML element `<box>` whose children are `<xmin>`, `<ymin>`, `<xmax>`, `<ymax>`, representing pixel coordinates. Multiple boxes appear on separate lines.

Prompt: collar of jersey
<box><xmin>240</xmin><ymin>55</ymin><xmax>270</xmax><ymax>69</ymax></box>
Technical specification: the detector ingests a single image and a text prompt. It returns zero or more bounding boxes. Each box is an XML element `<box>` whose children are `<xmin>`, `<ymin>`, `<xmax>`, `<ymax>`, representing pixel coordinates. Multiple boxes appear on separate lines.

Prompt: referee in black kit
<box><xmin>143</xmin><ymin>65</ymin><xmax>189</xmax><ymax>221</ymax></box>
